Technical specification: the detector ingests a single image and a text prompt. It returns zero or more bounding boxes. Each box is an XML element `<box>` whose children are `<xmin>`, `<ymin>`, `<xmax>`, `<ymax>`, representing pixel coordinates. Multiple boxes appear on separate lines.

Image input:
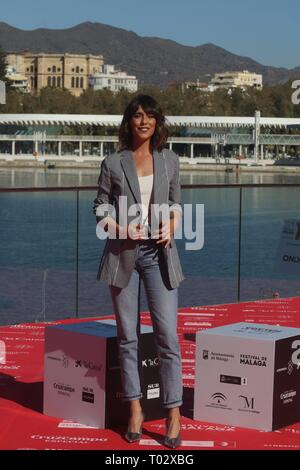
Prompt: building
<box><xmin>1</xmin><ymin>112</ymin><xmax>300</xmax><ymax>162</ymax></box>
<box><xmin>210</xmin><ymin>70</ymin><xmax>263</xmax><ymax>91</ymax></box>
<box><xmin>89</xmin><ymin>64</ymin><xmax>138</xmax><ymax>93</ymax></box>
<box><xmin>6</xmin><ymin>52</ymin><xmax>104</xmax><ymax>96</ymax></box>
<box><xmin>5</xmin><ymin>65</ymin><xmax>29</xmax><ymax>92</ymax></box>
<box><xmin>182</xmin><ymin>80</ymin><xmax>216</xmax><ymax>93</ymax></box>
<box><xmin>183</xmin><ymin>80</ymin><xmax>211</xmax><ymax>91</ymax></box>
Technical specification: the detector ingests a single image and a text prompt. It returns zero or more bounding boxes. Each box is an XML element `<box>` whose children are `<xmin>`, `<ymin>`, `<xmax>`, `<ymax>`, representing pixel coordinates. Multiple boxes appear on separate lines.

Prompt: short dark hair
<box><xmin>118</xmin><ymin>94</ymin><xmax>169</xmax><ymax>152</ymax></box>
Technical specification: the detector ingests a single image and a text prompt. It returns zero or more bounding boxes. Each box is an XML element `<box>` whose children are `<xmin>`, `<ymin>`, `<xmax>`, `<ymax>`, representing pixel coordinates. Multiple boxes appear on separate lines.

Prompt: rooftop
<box><xmin>0</xmin><ymin>114</ymin><xmax>300</xmax><ymax>128</ymax></box>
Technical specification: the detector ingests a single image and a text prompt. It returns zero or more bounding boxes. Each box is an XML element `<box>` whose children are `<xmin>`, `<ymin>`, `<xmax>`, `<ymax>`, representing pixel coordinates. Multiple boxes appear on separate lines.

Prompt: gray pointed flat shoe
<box><xmin>124</xmin><ymin>414</ymin><xmax>144</xmax><ymax>443</ymax></box>
<box><xmin>164</xmin><ymin>417</ymin><xmax>181</xmax><ymax>449</ymax></box>
<box><xmin>163</xmin><ymin>434</ymin><xmax>182</xmax><ymax>449</ymax></box>
<box><xmin>125</xmin><ymin>429</ymin><xmax>142</xmax><ymax>443</ymax></box>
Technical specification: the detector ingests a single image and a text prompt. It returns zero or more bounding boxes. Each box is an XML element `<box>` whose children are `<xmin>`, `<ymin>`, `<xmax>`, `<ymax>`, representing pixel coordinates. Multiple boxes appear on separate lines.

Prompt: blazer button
<box><xmin>137</xmin><ymin>211</ymin><xmax>141</xmax><ymax>215</ymax></box>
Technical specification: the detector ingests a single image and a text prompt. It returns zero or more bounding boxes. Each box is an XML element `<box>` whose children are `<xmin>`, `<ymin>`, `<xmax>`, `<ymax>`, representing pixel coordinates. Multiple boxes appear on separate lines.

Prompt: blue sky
<box><xmin>1</xmin><ymin>0</ymin><xmax>299</xmax><ymax>68</ymax></box>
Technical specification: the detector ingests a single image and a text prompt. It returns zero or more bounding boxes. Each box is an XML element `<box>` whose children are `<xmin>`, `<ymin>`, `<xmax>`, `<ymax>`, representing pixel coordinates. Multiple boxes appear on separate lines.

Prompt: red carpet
<box><xmin>1</xmin><ymin>298</ymin><xmax>300</xmax><ymax>450</ymax></box>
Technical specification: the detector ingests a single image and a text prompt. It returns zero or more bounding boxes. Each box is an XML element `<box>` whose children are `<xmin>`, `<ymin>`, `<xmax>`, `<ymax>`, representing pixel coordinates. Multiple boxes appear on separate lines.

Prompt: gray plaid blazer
<box><xmin>93</xmin><ymin>148</ymin><xmax>184</xmax><ymax>289</ymax></box>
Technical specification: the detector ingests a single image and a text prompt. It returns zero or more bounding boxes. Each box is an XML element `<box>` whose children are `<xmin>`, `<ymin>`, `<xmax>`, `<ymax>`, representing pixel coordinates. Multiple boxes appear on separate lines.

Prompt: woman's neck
<box><xmin>132</xmin><ymin>139</ymin><xmax>152</xmax><ymax>156</ymax></box>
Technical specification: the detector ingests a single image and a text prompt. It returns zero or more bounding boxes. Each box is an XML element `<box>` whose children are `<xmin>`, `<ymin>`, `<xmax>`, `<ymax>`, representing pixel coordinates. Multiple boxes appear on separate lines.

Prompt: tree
<box><xmin>1</xmin><ymin>71</ymin><xmax>299</xmax><ymax>118</ymax></box>
<box><xmin>36</xmin><ymin>87</ymin><xmax>77</xmax><ymax>114</ymax></box>
<box><xmin>0</xmin><ymin>45</ymin><xmax>7</xmax><ymax>82</ymax></box>
<box><xmin>0</xmin><ymin>45</ymin><xmax>8</xmax><ymax>105</ymax></box>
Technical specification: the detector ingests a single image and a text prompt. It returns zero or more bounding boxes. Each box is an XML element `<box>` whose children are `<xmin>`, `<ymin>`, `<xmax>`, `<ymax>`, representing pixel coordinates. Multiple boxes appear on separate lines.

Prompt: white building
<box><xmin>5</xmin><ymin>65</ymin><xmax>29</xmax><ymax>92</ymax></box>
<box><xmin>183</xmin><ymin>80</ymin><xmax>212</xmax><ymax>91</ymax></box>
<box><xmin>183</xmin><ymin>81</ymin><xmax>216</xmax><ymax>93</ymax></box>
<box><xmin>89</xmin><ymin>65</ymin><xmax>138</xmax><ymax>93</ymax></box>
<box><xmin>211</xmin><ymin>70</ymin><xmax>263</xmax><ymax>91</ymax></box>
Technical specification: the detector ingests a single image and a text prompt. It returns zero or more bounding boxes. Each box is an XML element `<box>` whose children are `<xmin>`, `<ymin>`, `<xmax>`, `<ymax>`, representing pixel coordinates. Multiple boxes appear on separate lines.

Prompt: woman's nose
<box><xmin>141</xmin><ymin>113</ymin><xmax>149</xmax><ymax>124</ymax></box>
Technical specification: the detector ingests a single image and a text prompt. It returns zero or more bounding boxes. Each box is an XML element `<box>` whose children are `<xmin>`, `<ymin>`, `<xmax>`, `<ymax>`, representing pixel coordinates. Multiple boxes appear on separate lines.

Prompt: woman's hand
<box><xmin>154</xmin><ymin>211</ymin><xmax>181</xmax><ymax>248</ymax></box>
<box><xmin>100</xmin><ymin>217</ymin><xmax>146</xmax><ymax>240</ymax></box>
<box><xmin>154</xmin><ymin>220</ymin><xmax>173</xmax><ymax>247</ymax></box>
<box><xmin>127</xmin><ymin>223</ymin><xmax>146</xmax><ymax>241</ymax></box>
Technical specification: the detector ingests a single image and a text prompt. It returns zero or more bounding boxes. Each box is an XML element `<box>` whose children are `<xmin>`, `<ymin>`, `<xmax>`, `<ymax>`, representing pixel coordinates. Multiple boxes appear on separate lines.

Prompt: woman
<box><xmin>93</xmin><ymin>94</ymin><xmax>184</xmax><ymax>449</ymax></box>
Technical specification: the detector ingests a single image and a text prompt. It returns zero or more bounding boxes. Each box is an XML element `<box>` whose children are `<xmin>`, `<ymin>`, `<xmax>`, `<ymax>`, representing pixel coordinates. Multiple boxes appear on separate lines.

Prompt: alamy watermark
<box><xmin>291</xmin><ymin>81</ymin><xmax>300</xmax><ymax>105</ymax></box>
<box><xmin>0</xmin><ymin>340</ymin><xmax>6</xmax><ymax>365</ymax></box>
<box><xmin>96</xmin><ymin>200</ymin><xmax>204</xmax><ymax>251</ymax></box>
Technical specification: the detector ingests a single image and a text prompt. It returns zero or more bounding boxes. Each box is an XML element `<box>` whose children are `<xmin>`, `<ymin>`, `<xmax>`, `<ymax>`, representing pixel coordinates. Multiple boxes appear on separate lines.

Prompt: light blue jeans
<box><xmin>110</xmin><ymin>240</ymin><xmax>183</xmax><ymax>409</ymax></box>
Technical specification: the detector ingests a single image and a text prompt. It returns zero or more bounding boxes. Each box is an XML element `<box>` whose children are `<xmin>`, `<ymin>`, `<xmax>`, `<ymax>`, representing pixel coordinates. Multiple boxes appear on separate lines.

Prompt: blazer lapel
<box><xmin>120</xmin><ymin>149</ymin><xmax>167</xmax><ymax>205</ymax></box>
<box><xmin>120</xmin><ymin>150</ymin><xmax>141</xmax><ymax>204</ymax></box>
<box><xmin>153</xmin><ymin>149</ymin><xmax>166</xmax><ymax>204</ymax></box>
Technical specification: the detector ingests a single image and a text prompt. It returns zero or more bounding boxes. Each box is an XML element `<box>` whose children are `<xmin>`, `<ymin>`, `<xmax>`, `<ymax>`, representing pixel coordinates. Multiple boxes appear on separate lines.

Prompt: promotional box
<box><xmin>44</xmin><ymin>320</ymin><xmax>164</xmax><ymax>428</ymax></box>
<box><xmin>194</xmin><ymin>322</ymin><xmax>300</xmax><ymax>431</ymax></box>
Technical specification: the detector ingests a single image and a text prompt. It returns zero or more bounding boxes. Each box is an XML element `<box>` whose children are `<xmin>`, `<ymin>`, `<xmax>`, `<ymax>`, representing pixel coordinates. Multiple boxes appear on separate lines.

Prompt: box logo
<box><xmin>280</xmin><ymin>390</ymin><xmax>296</xmax><ymax>404</ymax></box>
<box><xmin>53</xmin><ymin>382</ymin><xmax>75</xmax><ymax>397</ymax></box>
<box><xmin>220</xmin><ymin>374</ymin><xmax>247</xmax><ymax>385</ymax></box>
<box><xmin>74</xmin><ymin>359</ymin><xmax>102</xmax><ymax>372</ymax></box>
<box><xmin>142</xmin><ymin>357</ymin><xmax>159</xmax><ymax>368</ymax></box>
<box><xmin>239</xmin><ymin>395</ymin><xmax>255</xmax><ymax>409</ymax></box>
<box><xmin>206</xmin><ymin>392</ymin><xmax>232</xmax><ymax>411</ymax></box>
<box><xmin>291</xmin><ymin>340</ymin><xmax>300</xmax><ymax>369</ymax></box>
<box><xmin>62</xmin><ymin>355</ymin><xmax>69</xmax><ymax>368</ymax></box>
<box><xmin>147</xmin><ymin>384</ymin><xmax>160</xmax><ymax>400</ymax></box>
<box><xmin>240</xmin><ymin>354</ymin><xmax>267</xmax><ymax>367</ymax></box>
<box><xmin>82</xmin><ymin>392</ymin><xmax>95</xmax><ymax>404</ymax></box>
<box><xmin>203</xmin><ymin>350</ymin><xmax>209</xmax><ymax>360</ymax></box>
<box><xmin>238</xmin><ymin>395</ymin><xmax>260</xmax><ymax>414</ymax></box>
<box><xmin>0</xmin><ymin>341</ymin><xmax>6</xmax><ymax>365</ymax></box>
<box><xmin>211</xmin><ymin>393</ymin><xmax>227</xmax><ymax>405</ymax></box>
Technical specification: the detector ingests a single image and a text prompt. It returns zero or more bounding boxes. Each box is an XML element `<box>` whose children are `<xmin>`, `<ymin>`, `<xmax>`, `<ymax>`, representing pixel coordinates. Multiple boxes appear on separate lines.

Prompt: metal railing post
<box><xmin>76</xmin><ymin>189</ymin><xmax>79</xmax><ymax>318</ymax></box>
<box><xmin>237</xmin><ymin>186</ymin><xmax>243</xmax><ymax>303</ymax></box>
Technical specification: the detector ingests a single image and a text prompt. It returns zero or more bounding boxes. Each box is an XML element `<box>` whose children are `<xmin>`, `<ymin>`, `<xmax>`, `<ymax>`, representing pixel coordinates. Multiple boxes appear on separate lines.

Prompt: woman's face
<box><xmin>130</xmin><ymin>106</ymin><xmax>157</xmax><ymax>145</ymax></box>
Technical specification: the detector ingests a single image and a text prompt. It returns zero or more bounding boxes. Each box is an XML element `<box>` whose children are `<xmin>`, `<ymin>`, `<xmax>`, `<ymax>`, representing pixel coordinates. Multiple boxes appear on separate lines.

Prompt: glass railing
<box><xmin>0</xmin><ymin>184</ymin><xmax>299</xmax><ymax>326</ymax></box>
<box><xmin>240</xmin><ymin>186</ymin><xmax>300</xmax><ymax>301</ymax></box>
<box><xmin>0</xmin><ymin>189</ymin><xmax>78</xmax><ymax>325</ymax></box>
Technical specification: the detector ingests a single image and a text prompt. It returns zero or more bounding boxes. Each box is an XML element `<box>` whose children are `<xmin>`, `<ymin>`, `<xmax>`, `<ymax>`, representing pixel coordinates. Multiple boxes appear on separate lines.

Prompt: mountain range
<box><xmin>0</xmin><ymin>21</ymin><xmax>299</xmax><ymax>88</ymax></box>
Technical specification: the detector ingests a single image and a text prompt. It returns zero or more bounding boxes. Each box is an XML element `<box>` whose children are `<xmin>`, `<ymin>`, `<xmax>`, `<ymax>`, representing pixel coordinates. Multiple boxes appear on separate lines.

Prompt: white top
<box><xmin>138</xmin><ymin>174</ymin><xmax>153</xmax><ymax>228</ymax></box>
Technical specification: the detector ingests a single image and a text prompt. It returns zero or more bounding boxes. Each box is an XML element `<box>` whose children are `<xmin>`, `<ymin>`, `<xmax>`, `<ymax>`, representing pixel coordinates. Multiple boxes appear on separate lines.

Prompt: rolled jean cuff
<box><xmin>163</xmin><ymin>400</ymin><xmax>183</xmax><ymax>409</ymax></box>
<box><xmin>122</xmin><ymin>393</ymin><xmax>143</xmax><ymax>402</ymax></box>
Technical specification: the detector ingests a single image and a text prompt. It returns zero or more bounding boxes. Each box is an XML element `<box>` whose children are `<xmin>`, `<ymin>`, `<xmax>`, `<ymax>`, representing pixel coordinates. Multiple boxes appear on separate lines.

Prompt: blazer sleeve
<box><xmin>168</xmin><ymin>153</ymin><xmax>182</xmax><ymax>215</ymax></box>
<box><xmin>92</xmin><ymin>157</ymin><xmax>115</xmax><ymax>223</ymax></box>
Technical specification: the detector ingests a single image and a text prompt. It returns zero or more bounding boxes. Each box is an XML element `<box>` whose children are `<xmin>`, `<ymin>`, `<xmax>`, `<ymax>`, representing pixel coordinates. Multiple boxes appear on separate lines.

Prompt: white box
<box><xmin>194</xmin><ymin>322</ymin><xmax>300</xmax><ymax>431</ymax></box>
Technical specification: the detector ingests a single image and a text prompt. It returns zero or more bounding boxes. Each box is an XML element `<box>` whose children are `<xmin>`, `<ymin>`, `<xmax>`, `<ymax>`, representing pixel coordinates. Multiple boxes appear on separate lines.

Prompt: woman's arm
<box><xmin>93</xmin><ymin>158</ymin><xmax>114</xmax><ymax>225</ymax></box>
